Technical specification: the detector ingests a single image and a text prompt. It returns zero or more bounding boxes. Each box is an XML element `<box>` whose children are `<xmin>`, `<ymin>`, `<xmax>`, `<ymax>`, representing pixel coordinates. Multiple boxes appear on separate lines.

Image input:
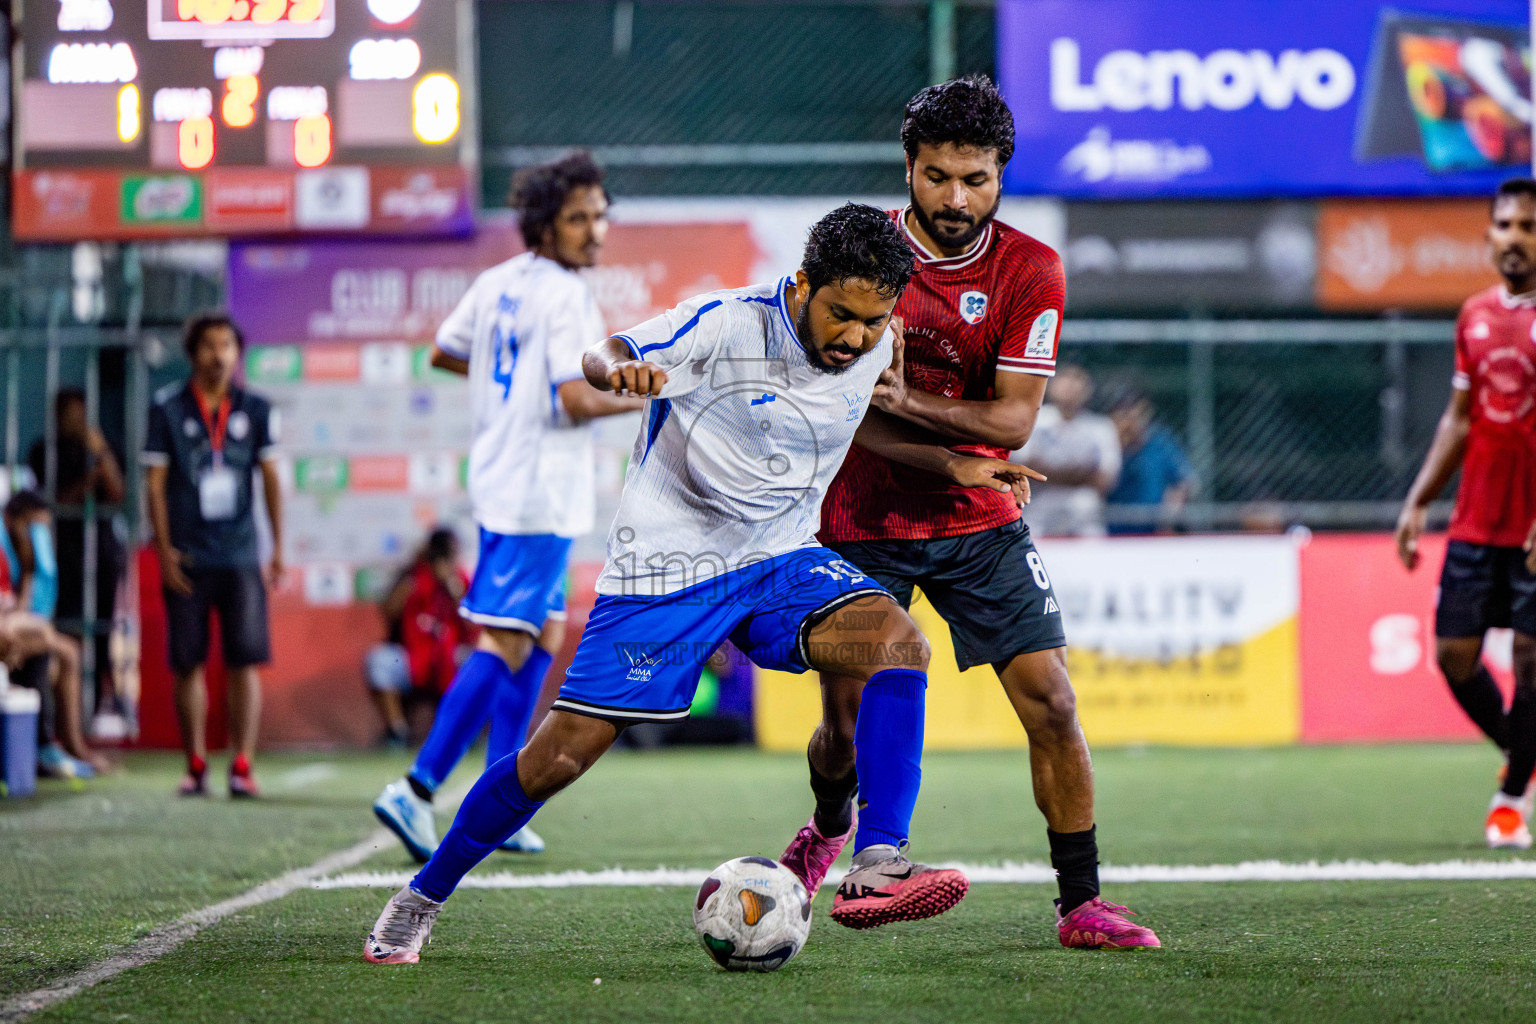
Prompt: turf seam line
<box><xmin>0</xmin><ymin>778</ymin><xmax>474</xmax><ymax>1023</ymax></box>
<box><xmin>310</xmin><ymin>858</ymin><xmax>1536</xmax><ymax>891</ymax></box>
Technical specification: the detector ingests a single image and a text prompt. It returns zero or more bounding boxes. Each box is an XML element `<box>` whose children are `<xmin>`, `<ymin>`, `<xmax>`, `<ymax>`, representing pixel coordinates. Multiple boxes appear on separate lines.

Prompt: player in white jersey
<box><xmin>373</xmin><ymin>153</ymin><xmax>641</xmax><ymax>863</ymax></box>
<box><xmin>366</xmin><ymin>203</ymin><xmax>1042</xmax><ymax>962</ymax></box>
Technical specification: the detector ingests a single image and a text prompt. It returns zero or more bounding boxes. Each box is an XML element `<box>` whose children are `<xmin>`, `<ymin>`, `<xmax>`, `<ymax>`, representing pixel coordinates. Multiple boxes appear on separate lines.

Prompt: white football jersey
<box><xmin>437</xmin><ymin>252</ymin><xmax>606</xmax><ymax>537</ymax></box>
<box><xmin>597</xmin><ymin>277</ymin><xmax>892</xmax><ymax>596</ymax></box>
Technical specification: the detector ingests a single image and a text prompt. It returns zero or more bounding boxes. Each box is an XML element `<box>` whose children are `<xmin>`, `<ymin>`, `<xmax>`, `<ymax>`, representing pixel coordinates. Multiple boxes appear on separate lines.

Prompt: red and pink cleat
<box><xmin>829</xmin><ymin>845</ymin><xmax>969</xmax><ymax>930</ymax></box>
<box><xmin>779</xmin><ymin>815</ymin><xmax>854</xmax><ymax>901</ymax></box>
<box><xmin>1057</xmin><ymin>896</ymin><xmax>1161</xmax><ymax>950</ymax></box>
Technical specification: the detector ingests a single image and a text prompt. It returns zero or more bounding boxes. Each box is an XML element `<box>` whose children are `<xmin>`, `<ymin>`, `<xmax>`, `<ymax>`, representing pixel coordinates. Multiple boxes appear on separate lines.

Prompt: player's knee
<box><xmin>881</xmin><ymin>614</ymin><xmax>930</xmax><ymax>673</ymax></box>
<box><xmin>1038</xmin><ymin>684</ymin><xmax>1079</xmax><ymax>739</ymax></box>
<box><xmin>1436</xmin><ymin>643</ymin><xmax>1480</xmax><ymax>684</ymax></box>
<box><xmin>1513</xmin><ymin>633</ymin><xmax>1536</xmax><ymax>681</ymax></box>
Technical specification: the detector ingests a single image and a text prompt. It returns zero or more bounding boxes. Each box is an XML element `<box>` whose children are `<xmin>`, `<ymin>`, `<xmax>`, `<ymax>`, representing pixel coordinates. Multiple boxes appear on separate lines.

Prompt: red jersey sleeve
<box><xmin>1452</xmin><ymin>302</ymin><xmax>1471</xmax><ymax>391</ymax></box>
<box><xmin>996</xmin><ymin>247</ymin><xmax>1066</xmax><ymax>378</ymax></box>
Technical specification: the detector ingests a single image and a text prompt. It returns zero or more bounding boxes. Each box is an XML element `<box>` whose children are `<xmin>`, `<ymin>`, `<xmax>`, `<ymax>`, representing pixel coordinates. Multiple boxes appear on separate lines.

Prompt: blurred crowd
<box><xmin>1013</xmin><ymin>364</ymin><xmax>1195</xmax><ymax>537</ymax></box>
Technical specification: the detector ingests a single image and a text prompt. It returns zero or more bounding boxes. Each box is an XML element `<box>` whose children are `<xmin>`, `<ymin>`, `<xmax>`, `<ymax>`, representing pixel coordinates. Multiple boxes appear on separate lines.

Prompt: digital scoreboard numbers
<box><xmin>149</xmin><ymin>0</ymin><xmax>336</xmax><ymax>42</ymax></box>
<box><xmin>13</xmin><ymin>0</ymin><xmax>476</xmax><ymax>239</ymax></box>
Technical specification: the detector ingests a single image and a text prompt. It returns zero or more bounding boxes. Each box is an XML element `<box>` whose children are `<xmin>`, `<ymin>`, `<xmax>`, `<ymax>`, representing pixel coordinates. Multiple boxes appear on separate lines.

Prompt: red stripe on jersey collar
<box><xmin>1500</xmin><ymin>285</ymin><xmax>1536</xmax><ymax>309</ymax></box>
<box><xmin>900</xmin><ymin>207</ymin><xmax>994</xmax><ymax>272</ymax></box>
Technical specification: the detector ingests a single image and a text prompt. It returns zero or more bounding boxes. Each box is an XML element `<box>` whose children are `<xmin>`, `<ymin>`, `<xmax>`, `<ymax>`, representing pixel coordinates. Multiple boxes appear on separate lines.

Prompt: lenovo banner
<box><xmin>998</xmin><ymin>0</ymin><xmax>1530</xmax><ymax>197</ymax></box>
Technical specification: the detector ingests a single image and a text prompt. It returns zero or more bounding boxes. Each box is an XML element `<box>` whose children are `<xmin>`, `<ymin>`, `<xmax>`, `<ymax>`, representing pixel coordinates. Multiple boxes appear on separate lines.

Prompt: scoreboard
<box><xmin>12</xmin><ymin>0</ymin><xmax>476</xmax><ymax>239</ymax></box>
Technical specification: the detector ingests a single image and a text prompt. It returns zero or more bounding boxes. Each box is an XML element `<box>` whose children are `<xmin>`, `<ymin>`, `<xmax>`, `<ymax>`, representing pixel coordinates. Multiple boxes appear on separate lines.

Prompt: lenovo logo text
<box><xmin>1050</xmin><ymin>38</ymin><xmax>1355</xmax><ymax>113</ymax></box>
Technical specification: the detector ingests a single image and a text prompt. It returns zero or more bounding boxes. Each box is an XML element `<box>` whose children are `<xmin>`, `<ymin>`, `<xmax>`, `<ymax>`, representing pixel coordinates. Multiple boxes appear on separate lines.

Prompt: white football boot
<box><xmin>499</xmin><ymin>824</ymin><xmax>546</xmax><ymax>853</ymax></box>
<box><xmin>364</xmin><ymin>885</ymin><xmax>443</xmax><ymax>964</ymax></box>
<box><xmin>373</xmin><ymin>779</ymin><xmax>438</xmax><ymax>863</ymax></box>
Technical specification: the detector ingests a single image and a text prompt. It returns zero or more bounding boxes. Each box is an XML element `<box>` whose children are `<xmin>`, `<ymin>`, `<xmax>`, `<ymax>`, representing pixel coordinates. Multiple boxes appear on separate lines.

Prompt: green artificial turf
<box><xmin>5</xmin><ymin>743</ymin><xmax>1533</xmax><ymax>1023</ymax></box>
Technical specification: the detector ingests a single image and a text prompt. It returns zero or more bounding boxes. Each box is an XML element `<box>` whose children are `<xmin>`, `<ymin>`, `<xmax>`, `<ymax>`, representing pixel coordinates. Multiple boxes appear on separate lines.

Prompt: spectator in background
<box><xmin>143</xmin><ymin>312</ymin><xmax>283</xmax><ymax>799</ymax></box>
<box><xmin>28</xmin><ymin>387</ymin><xmax>128</xmax><ymax>716</ymax></box>
<box><xmin>2</xmin><ymin>490</ymin><xmax>99</xmax><ymax>778</ymax></box>
<box><xmin>364</xmin><ymin>527</ymin><xmax>477</xmax><ymax>748</ymax></box>
<box><xmin>1012</xmin><ymin>364</ymin><xmax>1120</xmax><ymax>536</ymax></box>
<box><xmin>1106</xmin><ymin>390</ymin><xmax>1196</xmax><ymax>535</ymax></box>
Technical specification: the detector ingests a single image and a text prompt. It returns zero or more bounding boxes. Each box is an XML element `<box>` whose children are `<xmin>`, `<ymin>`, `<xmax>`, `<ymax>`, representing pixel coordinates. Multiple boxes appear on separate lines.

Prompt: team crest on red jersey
<box><xmin>959</xmin><ymin>291</ymin><xmax>988</xmax><ymax>325</ymax></box>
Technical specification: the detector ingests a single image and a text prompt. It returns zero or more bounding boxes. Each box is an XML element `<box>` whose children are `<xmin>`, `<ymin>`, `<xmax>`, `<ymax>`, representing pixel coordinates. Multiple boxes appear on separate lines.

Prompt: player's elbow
<box><xmin>581</xmin><ymin>349</ymin><xmax>614</xmax><ymax>391</ymax></box>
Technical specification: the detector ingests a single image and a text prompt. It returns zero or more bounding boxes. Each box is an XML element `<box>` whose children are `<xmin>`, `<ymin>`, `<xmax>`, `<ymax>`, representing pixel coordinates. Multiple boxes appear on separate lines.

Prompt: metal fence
<box><xmin>1066</xmin><ymin>318</ymin><xmax>1458</xmax><ymax>532</ymax></box>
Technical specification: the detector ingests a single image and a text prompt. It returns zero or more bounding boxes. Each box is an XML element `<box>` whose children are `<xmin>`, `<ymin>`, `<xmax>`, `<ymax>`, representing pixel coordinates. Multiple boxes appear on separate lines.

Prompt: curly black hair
<box><xmin>802</xmin><ymin>203</ymin><xmax>915</xmax><ymax>300</ymax></box>
<box><xmin>901</xmin><ymin>74</ymin><xmax>1016</xmax><ymax>166</ymax></box>
<box><xmin>510</xmin><ymin>150</ymin><xmax>608</xmax><ymax>249</ymax></box>
<box><xmin>182</xmin><ymin>311</ymin><xmax>245</xmax><ymax>360</ymax></box>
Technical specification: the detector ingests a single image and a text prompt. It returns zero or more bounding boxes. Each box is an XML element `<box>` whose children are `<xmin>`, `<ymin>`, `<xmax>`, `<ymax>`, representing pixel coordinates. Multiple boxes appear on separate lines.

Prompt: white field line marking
<box><xmin>0</xmin><ymin>778</ymin><xmax>473</xmax><ymax>1023</ymax></box>
<box><xmin>312</xmin><ymin>857</ymin><xmax>1536</xmax><ymax>892</ymax></box>
<box><xmin>271</xmin><ymin>762</ymin><xmax>339</xmax><ymax>792</ymax></box>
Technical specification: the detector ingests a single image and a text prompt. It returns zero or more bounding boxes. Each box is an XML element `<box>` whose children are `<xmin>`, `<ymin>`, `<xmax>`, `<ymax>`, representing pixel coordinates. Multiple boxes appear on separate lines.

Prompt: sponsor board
<box><xmin>120</xmin><ymin>175</ymin><xmax>202</xmax><ymax>225</ymax></box>
<box><xmin>12</xmin><ymin>169</ymin><xmax>118</xmax><ymax>238</ymax></box>
<box><xmin>1316</xmin><ymin>199</ymin><xmax>1496</xmax><ymax>310</ymax></box>
<box><xmin>1064</xmin><ymin>202</ymin><xmax>1317</xmax><ymax>312</ymax></box>
<box><xmin>1299</xmin><ymin>533</ymin><xmax>1510</xmax><ymax>742</ymax></box>
<box><xmin>370</xmin><ymin>166</ymin><xmax>473</xmax><ymax>233</ymax></box>
<box><xmin>205</xmin><ymin>169</ymin><xmax>294</xmax><ymax>232</ymax></box>
<box><xmin>294</xmin><ymin>166</ymin><xmax>371</xmax><ymax>229</ymax></box>
<box><xmin>999</xmin><ymin>0</ymin><xmax>1528</xmax><ymax>197</ymax></box>
<box><xmin>756</xmin><ymin>536</ymin><xmax>1302</xmax><ymax>750</ymax></box>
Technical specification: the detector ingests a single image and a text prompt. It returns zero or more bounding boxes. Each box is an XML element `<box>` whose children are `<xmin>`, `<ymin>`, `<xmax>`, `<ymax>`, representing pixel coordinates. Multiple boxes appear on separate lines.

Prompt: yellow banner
<box><xmin>755</xmin><ymin>536</ymin><xmax>1302</xmax><ymax>751</ymax></box>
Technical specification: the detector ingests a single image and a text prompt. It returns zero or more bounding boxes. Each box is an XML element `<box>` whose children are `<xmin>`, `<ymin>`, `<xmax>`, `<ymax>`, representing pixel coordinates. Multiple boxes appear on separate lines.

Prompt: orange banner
<box><xmin>1316</xmin><ymin>199</ymin><xmax>1497</xmax><ymax>311</ymax></box>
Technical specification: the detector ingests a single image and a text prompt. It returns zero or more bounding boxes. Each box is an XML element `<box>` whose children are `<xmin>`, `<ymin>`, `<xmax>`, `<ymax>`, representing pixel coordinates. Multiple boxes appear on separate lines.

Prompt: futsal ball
<box><xmin>692</xmin><ymin>856</ymin><xmax>812</xmax><ymax>972</ymax></box>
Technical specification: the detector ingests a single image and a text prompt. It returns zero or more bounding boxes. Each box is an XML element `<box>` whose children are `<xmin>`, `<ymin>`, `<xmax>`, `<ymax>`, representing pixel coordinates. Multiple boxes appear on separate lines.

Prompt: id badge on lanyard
<box><xmin>194</xmin><ymin>390</ymin><xmax>239</xmax><ymax>521</ymax></box>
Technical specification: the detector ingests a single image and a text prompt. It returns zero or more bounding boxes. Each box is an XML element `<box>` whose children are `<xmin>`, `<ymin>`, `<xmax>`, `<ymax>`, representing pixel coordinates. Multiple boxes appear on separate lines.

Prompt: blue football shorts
<box><xmin>459</xmin><ymin>528</ymin><xmax>571</xmax><ymax>633</ymax></box>
<box><xmin>552</xmin><ymin>547</ymin><xmax>889</xmax><ymax>724</ymax></box>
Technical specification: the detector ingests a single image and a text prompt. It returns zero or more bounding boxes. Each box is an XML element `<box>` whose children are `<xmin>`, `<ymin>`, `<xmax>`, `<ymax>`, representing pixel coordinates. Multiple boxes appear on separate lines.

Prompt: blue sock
<box><xmin>487</xmin><ymin>647</ymin><xmax>552</xmax><ymax>766</ymax></box>
<box><xmin>409</xmin><ymin>651</ymin><xmax>511</xmax><ymax>792</ymax></box>
<box><xmin>412</xmin><ymin>750</ymin><xmax>543</xmax><ymax>902</ymax></box>
<box><xmin>852</xmin><ymin>668</ymin><xmax>927</xmax><ymax>853</ymax></box>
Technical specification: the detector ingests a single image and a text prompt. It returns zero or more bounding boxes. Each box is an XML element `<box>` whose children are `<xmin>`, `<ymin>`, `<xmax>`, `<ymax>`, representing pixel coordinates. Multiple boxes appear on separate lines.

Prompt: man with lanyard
<box><xmin>144</xmin><ymin>312</ymin><xmax>284</xmax><ymax>798</ymax></box>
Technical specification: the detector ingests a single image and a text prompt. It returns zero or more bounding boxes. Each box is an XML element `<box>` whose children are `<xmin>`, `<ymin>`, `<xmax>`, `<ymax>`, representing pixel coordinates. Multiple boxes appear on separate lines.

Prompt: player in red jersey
<box><xmin>1396</xmin><ymin>177</ymin><xmax>1536</xmax><ymax>849</ymax></box>
<box><xmin>777</xmin><ymin>76</ymin><xmax>1158</xmax><ymax>949</ymax></box>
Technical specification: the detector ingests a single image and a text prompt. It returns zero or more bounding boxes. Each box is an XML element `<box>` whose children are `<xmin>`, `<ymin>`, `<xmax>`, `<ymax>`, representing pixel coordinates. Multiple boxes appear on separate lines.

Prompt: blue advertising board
<box><xmin>998</xmin><ymin>0</ymin><xmax>1529</xmax><ymax>197</ymax></box>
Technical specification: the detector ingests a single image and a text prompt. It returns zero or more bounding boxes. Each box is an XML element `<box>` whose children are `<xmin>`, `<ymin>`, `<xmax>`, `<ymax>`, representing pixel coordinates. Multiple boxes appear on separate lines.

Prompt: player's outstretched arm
<box><xmin>854</xmin><ymin>409</ymin><xmax>1044</xmax><ymax>506</ymax></box>
<box><xmin>1395</xmin><ymin>386</ymin><xmax>1471</xmax><ymax>571</ymax></box>
<box><xmin>429</xmin><ymin>346</ymin><xmax>470</xmax><ymax>376</ymax></box>
<box><xmin>582</xmin><ymin>337</ymin><xmax>670</xmax><ymax>396</ymax></box>
<box><xmin>873</xmin><ymin>341</ymin><xmax>1047</xmax><ymax>450</ymax></box>
<box><xmin>556</xmin><ymin>379</ymin><xmax>645</xmax><ymax>420</ymax></box>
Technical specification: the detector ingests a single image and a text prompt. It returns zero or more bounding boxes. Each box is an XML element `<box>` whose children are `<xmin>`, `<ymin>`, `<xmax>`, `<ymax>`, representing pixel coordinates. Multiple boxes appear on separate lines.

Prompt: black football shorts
<box><xmin>1435</xmin><ymin>540</ymin><xmax>1536</xmax><ymax>639</ymax></box>
<box><xmin>827</xmin><ymin>519</ymin><xmax>1066</xmax><ymax>671</ymax></box>
<box><xmin>163</xmin><ymin>565</ymin><xmax>272</xmax><ymax>673</ymax></box>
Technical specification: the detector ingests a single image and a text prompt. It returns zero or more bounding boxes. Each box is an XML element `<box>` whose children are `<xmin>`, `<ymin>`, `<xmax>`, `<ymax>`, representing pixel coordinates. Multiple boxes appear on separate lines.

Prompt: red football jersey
<box><xmin>819</xmin><ymin>210</ymin><xmax>1065</xmax><ymax>542</ymax></box>
<box><xmin>1448</xmin><ymin>285</ymin><xmax>1536</xmax><ymax>548</ymax></box>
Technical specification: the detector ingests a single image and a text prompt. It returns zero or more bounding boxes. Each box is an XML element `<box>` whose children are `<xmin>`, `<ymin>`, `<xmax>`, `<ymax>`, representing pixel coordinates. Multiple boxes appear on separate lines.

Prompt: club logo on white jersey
<box><xmin>843</xmin><ymin>392</ymin><xmax>866</xmax><ymax>422</ymax></box>
<box><xmin>959</xmin><ymin>291</ymin><xmax>988</xmax><ymax>325</ymax></box>
<box><xmin>1025</xmin><ymin>309</ymin><xmax>1060</xmax><ymax>359</ymax></box>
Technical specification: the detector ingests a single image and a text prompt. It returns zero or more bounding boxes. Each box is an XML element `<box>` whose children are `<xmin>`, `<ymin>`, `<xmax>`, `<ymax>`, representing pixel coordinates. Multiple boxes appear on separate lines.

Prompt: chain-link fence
<box><xmin>1063</xmin><ymin>319</ymin><xmax>1458</xmax><ymax>532</ymax></box>
<box><xmin>478</xmin><ymin>0</ymin><xmax>995</xmax><ymax>203</ymax></box>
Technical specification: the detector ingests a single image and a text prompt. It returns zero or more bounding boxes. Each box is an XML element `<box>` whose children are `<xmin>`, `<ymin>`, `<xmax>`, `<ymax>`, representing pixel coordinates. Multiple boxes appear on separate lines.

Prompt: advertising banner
<box><xmin>998</xmin><ymin>0</ymin><xmax>1529</xmax><ymax>198</ymax></box>
<box><xmin>756</xmin><ymin>536</ymin><xmax>1302</xmax><ymax>751</ymax></box>
<box><xmin>1064</xmin><ymin>202</ymin><xmax>1317</xmax><ymax>313</ymax></box>
<box><xmin>1299</xmin><ymin>533</ymin><xmax>1512</xmax><ymax>742</ymax></box>
<box><xmin>1316</xmin><ymin>198</ymin><xmax>1496</xmax><ymax>310</ymax></box>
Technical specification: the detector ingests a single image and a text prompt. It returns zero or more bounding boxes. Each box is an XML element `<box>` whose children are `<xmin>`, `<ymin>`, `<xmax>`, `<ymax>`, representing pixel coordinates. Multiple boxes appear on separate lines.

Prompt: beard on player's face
<box><xmin>910</xmin><ymin>183</ymin><xmax>1000</xmax><ymax>253</ymax></box>
<box><xmin>795</xmin><ymin>301</ymin><xmax>858</xmax><ymax>376</ymax></box>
